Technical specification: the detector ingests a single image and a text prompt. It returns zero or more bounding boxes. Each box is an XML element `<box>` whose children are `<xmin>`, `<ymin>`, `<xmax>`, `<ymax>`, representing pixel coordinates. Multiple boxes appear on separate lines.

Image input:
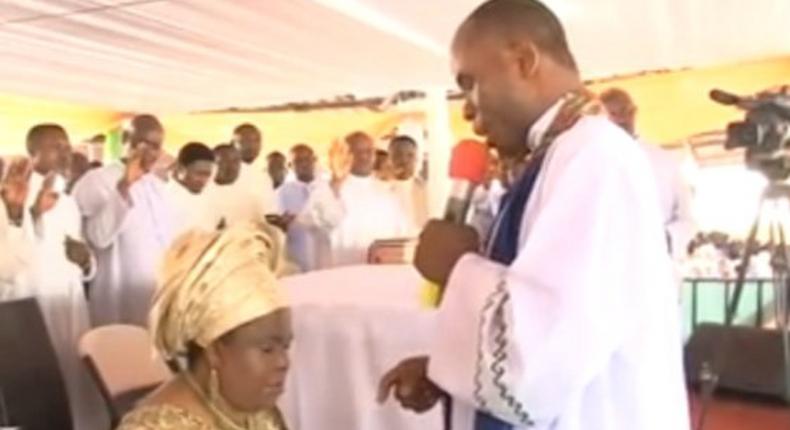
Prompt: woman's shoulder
<box><xmin>117</xmin><ymin>404</ymin><xmax>213</xmax><ymax>430</ymax></box>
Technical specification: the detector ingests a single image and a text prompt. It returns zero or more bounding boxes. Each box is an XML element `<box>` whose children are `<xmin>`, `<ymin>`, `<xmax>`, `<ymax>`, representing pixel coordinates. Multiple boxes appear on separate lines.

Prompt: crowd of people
<box><xmin>0</xmin><ymin>0</ymin><xmax>707</xmax><ymax>427</ymax></box>
<box><xmin>0</xmin><ymin>85</ymin><xmax>696</xmax><ymax>429</ymax></box>
<box><xmin>684</xmin><ymin>231</ymin><xmax>776</xmax><ymax>279</ymax></box>
<box><xmin>0</xmin><ymin>116</ymin><xmax>441</xmax><ymax>428</ymax></box>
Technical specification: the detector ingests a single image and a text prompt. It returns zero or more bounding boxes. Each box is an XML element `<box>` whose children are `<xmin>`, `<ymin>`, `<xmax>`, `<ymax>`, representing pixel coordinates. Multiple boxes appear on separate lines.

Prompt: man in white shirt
<box><xmin>205</xmin><ymin>143</ymin><xmax>255</xmax><ymax>227</ymax></box>
<box><xmin>388</xmin><ymin>135</ymin><xmax>429</xmax><ymax>236</ymax></box>
<box><xmin>600</xmin><ymin>87</ymin><xmax>696</xmax><ymax>262</ymax></box>
<box><xmin>73</xmin><ymin>114</ymin><xmax>173</xmax><ymax>327</ymax></box>
<box><xmin>267</xmin><ymin>150</ymin><xmax>288</xmax><ymax>190</ymax></box>
<box><xmin>21</xmin><ymin>124</ymin><xmax>107</xmax><ymax>429</ymax></box>
<box><xmin>330</xmin><ymin>131</ymin><xmax>406</xmax><ymax>266</ymax></box>
<box><xmin>378</xmin><ymin>2</ymin><xmax>689</xmax><ymax>429</ymax></box>
<box><xmin>231</xmin><ymin>123</ymin><xmax>278</xmax><ymax>217</ymax></box>
<box><xmin>277</xmin><ymin>144</ymin><xmax>344</xmax><ymax>271</ymax></box>
<box><xmin>166</xmin><ymin>142</ymin><xmax>218</xmax><ymax>238</ymax></box>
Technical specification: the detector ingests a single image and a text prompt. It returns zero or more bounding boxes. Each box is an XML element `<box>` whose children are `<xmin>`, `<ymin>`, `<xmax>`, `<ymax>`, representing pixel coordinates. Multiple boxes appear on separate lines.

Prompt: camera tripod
<box><xmin>695</xmin><ymin>181</ymin><xmax>790</xmax><ymax>430</ymax></box>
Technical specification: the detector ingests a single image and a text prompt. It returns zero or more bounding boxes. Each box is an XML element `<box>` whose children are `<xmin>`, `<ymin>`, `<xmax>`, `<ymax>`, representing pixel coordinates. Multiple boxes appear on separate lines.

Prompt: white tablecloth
<box><xmin>280</xmin><ymin>265</ymin><xmax>442</xmax><ymax>430</ymax></box>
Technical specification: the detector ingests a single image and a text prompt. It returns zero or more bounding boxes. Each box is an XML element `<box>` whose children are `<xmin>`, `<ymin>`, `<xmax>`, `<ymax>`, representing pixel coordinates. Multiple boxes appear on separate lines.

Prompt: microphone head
<box><xmin>449</xmin><ymin>139</ymin><xmax>490</xmax><ymax>185</ymax></box>
<box><xmin>710</xmin><ymin>89</ymin><xmax>742</xmax><ymax>106</ymax></box>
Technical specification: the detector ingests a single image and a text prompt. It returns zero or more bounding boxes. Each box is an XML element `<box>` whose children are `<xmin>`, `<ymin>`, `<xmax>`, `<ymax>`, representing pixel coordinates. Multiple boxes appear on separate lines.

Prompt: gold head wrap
<box><xmin>151</xmin><ymin>223</ymin><xmax>289</xmax><ymax>360</ymax></box>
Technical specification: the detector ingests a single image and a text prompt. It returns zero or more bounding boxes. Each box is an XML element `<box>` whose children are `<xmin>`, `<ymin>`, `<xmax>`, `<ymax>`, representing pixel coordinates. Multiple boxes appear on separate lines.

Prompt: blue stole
<box><xmin>473</xmin><ymin>150</ymin><xmax>548</xmax><ymax>430</ymax></box>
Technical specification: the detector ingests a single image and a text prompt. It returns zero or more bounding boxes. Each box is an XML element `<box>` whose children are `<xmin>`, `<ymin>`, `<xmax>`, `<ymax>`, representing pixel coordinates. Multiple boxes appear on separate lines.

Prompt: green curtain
<box><xmin>105</xmin><ymin>126</ymin><xmax>123</xmax><ymax>161</ymax></box>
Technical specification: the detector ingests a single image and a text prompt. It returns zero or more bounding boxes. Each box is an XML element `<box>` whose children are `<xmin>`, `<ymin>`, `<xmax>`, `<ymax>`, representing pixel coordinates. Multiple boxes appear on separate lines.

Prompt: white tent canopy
<box><xmin>0</xmin><ymin>0</ymin><xmax>788</xmax><ymax>112</ymax></box>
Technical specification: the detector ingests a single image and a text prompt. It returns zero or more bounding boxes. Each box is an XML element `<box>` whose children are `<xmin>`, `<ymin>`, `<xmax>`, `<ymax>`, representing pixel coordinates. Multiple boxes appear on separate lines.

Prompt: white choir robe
<box><xmin>639</xmin><ymin>140</ymin><xmax>696</xmax><ymax>261</ymax></box>
<box><xmin>330</xmin><ymin>174</ymin><xmax>408</xmax><ymax>266</ymax></box>
<box><xmin>277</xmin><ymin>179</ymin><xmax>344</xmax><ymax>271</ymax></box>
<box><xmin>388</xmin><ymin>177</ymin><xmax>429</xmax><ymax>237</ymax></box>
<box><xmin>23</xmin><ymin>172</ymin><xmax>108</xmax><ymax>430</ymax></box>
<box><xmin>428</xmin><ymin>106</ymin><xmax>690</xmax><ymax>430</ymax></box>
<box><xmin>165</xmin><ymin>179</ymin><xmax>220</xmax><ymax>239</ymax></box>
<box><xmin>205</xmin><ymin>164</ymin><xmax>278</xmax><ymax>227</ymax></box>
<box><xmin>72</xmin><ymin>164</ymin><xmax>173</xmax><ymax>327</ymax></box>
<box><xmin>0</xmin><ymin>199</ymin><xmax>33</xmax><ymax>300</ymax></box>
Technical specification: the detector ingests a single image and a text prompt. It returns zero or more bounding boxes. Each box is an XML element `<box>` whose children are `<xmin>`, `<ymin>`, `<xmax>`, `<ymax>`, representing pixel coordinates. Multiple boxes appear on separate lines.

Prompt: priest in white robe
<box><xmin>600</xmin><ymin>87</ymin><xmax>696</xmax><ymax>262</ymax></box>
<box><xmin>388</xmin><ymin>135</ymin><xmax>429</xmax><ymax>237</ymax></box>
<box><xmin>330</xmin><ymin>132</ymin><xmax>408</xmax><ymax>266</ymax></box>
<box><xmin>231</xmin><ymin>123</ymin><xmax>278</xmax><ymax>218</ymax></box>
<box><xmin>73</xmin><ymin>114</ymin><xmax>173</xmax><ymax>327</ymax></box>
<box><xmin>379</xmin><ymin>2</ymin><xmax>689</xmax><ymax>429</ymax></box>
<box><xmin>165</xmin><ymin>142</ymin><xmax>219</xmax><ymax>238</ymax></box>
<box><xmin>21</xmin><ymin>124</ymin><xmax>108</xmax><ymax>429</ymax></box>
<box><xmin>204</xmin><ymin>143</ymin><xmax>260</xmax><ymax>227</ymax></box>
<box><xmin>277</xmin><ymin>144</ymin><xmax>344</xmax><ymax>271</ymax></box>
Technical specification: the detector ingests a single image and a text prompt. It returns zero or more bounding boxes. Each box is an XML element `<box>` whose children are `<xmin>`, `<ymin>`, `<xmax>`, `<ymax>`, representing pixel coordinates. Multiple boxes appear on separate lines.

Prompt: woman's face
<box><xmin>211</xmin><ymin>308</ymin><xmax>293</xmax><ymax>412</ymax></box>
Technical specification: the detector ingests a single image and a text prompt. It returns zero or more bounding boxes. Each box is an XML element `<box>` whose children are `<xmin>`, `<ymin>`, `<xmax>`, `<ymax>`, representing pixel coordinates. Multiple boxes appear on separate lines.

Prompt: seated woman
<box><xmin>118</xmin><ymin>223</ymin><xmax>292</xmax><ymax>430</ymax></box>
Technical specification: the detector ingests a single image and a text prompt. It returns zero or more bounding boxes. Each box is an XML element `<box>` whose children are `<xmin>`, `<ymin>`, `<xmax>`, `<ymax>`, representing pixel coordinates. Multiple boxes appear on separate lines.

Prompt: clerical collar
<box><xmin>526</xmin><ymin>97</ymin><xmax>566</xmax><ymax>151</ymax></box>
<box><xmin>31</xmin><ymin>170</ymin><xmax>67</xmax><ymax>193</ymax></box>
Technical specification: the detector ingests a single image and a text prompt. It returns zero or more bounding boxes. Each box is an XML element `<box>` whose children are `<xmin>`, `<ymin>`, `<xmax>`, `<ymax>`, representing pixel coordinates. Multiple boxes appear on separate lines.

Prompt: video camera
<box><xmin>711</xmin><ymin>88</ymin><xmax>790</xmax><ymax>180</ymax></box>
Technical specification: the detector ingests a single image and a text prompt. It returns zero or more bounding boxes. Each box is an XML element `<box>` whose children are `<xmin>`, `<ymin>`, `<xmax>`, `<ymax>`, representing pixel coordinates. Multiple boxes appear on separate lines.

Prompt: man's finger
<box><xmin>377</xmin><ymin>367</ymin><xmax>401</xmax><ymax>404</ymax></box>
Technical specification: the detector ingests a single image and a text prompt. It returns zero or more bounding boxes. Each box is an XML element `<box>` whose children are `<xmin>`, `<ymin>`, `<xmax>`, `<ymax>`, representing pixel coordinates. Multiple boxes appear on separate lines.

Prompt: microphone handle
<box><xmin>443</xmin><ymin>180</ymin><xmax>477</xmax><ymax>224</ymax></box>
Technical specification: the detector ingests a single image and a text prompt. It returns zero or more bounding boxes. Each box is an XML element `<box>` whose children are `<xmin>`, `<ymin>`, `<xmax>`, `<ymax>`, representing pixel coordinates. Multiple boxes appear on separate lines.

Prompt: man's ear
<box><xmin>512</xmin><ymin>40</ymin><xmax>540</xmax><ymax>79</ymax></box>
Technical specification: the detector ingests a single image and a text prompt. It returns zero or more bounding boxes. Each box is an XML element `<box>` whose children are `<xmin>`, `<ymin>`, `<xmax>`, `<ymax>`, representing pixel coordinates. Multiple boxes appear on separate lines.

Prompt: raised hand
<box><xmin>123</xmin><ymin>144</ymin><xmax>149</xmax><ymax>185</ymax></box>
<box><xmin>118</xmin><ymin>144</ymin><xmax>150</xmax><ymax>200</ymax></box>
<box><xmin>0</xmin><ymin>158</ymin><xmax>33</xmax><ymax>225</ymax></box>
<box><xmin>328</xmin><ymin>137</ymin><xmax>352</xmax><ymax>185</ymax></box>
<box><xmin>31</xmin><ymin>172</ymin><xmax>59</xmax><ymax>220</ymax></box>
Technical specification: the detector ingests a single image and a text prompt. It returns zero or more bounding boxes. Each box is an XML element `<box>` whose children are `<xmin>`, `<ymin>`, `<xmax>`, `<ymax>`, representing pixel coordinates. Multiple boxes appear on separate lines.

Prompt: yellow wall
<box><xmin>0</xmin><ymin>93</ymin><xmax>120</xmax><ymax>156</ymax></box>
<box><xmin>159</xmin><ymin>56</ymin><xmax>790</xmax><ymax>159</ymax></box>
<box><xmin>587</xmin><ymin>56</ymin><xmax>790</xmax><ymax>144</ymax></box>
<box><xmin>0</xmin><ymin>56</ymin><xmax>787</xmax><ymax>160</ymax></box>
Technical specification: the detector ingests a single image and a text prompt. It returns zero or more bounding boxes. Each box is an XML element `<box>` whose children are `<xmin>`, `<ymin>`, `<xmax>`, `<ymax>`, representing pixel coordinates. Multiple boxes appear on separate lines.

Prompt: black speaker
<box><xmin>0</xmin><ymin>298</ymin><xmax>72</xmax><ymax>429</ymax></box>
<box><xmin>685</xmin><ymin>323</ymin><xmax>789</xmax><ymax>402</ymax></box>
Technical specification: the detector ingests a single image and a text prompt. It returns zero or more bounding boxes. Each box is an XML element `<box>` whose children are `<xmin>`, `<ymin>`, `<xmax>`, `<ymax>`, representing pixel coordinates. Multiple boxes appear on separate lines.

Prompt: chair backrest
<box><xmin>0</xmin><ymin>298</ymin><xmax>72</xmax><ymax>430</ymax></box>
<box><xmin>78</xmin><ymin>325</ymin><xmax>171</xmax><ymax>399</ymax></box>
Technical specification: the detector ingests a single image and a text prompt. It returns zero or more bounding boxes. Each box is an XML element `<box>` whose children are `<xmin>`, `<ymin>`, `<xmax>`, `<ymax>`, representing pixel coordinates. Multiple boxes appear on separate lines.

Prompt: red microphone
<box><xmin>444</xmin><ymin>139</ymin><xmax>490</xmax><ymax>224</ymax></box>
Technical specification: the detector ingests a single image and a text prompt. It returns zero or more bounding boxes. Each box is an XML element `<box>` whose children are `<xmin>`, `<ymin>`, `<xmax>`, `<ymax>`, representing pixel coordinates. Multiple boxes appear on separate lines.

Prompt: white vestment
<box><xmin>639</xmin><ymin>140</ymin><xmax>695</xmax><ymax>261</ymax></box>
<box><xmin>0</xmin><ymin>199</ymin><xmax>33</xmax><ymax>300</ymax></box>
<box><xmin>277</xmin><ymin>179</ymin><xmax>344</xmax><ymax>271</ymax></box>
<box><xmin>388</xmin><ymin>177</ymin><xmax>429</xmax><ymax>237</ymax></box>
<box><xmin>72</xmin><ymin>164</ymin><xmax>173</xmax><ymax>327</ymax></box>
<box><xmin>23</xmin><ymin>172</ymin><xmax>108</xmax><ymax>430</ymax></box>
<box><xmin>429</xmin><ymin>102</ymin><xmax>689</xmax><ymax>430</ymax></box>
<box><xmin>205</xmin><ymin>163</ymin><xmax>278</xmax><ymax>226</ymax></box>
<box><xmin>330</xmin><ymin>174</ymin><xmax>407</xmax><ymax>266</ymax></box>
<box><xmin>165</xmin><ymin>179</ymin><xmax>219</xmax><ymax>239</ymax></box>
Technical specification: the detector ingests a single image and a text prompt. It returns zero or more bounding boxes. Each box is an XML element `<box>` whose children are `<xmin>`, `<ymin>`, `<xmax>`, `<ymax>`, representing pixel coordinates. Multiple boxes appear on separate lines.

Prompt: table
<box><xmin>280</xmin><ymin>265</ymin><xmax>442</xmax><ymax>430</ymax></box>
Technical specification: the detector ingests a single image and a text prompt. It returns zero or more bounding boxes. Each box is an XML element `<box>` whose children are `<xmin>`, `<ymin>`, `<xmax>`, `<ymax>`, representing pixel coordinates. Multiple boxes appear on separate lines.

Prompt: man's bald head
<box><xmin>290</xmin><ymin>144</ymin><xmax>316</xmax><ymax>183</ymax></box>
<box><xmin>455</xmin><ymin>0</ymin><xmax>577</xmax><ymax>72</ymax></box>
<box><xmin>345</xmin><ymin>131</ymin><xmax>375</xmax><ymax>177</ymax></box>
<box><xmin>123</xmin><ymin>114</ymin><xmax>163</xmax><ymax>146</ymax></box>
<box><xmin>122</xmin><ymin>114</ymin><xmax>164</xmax><ymax>172</ymax></box>
<box><xmin>451</xmin><ymin>0</ymin><xmax>581</xmax><ymax>160</ymax></box>
<box><xmin>233</xmin><ymin>123</ymin><xmax>262</xmax><ymax>164</ymax></box>
<box><xmin>600</xmin><ymin>88</ymin><xmax>637</xmax><ymax>136</ymax></box>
